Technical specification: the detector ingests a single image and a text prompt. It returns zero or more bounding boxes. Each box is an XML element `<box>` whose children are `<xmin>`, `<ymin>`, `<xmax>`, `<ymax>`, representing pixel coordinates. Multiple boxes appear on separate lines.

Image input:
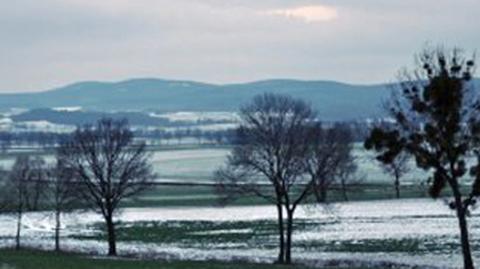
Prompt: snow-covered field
<box><xmin>0</xmin><ymin>119</ymin><xmax>75</xmax><ymax>133</ymax></box>
<box><xmin>0</xmin><ymin>146</ymin><xmax>475</xmax><ymax>268</ymax></box>
<box><xmin>0</xmin><ymin>145</ymin><xmax>428</xmax><ymax>184</ymax></box>
<box><xmin>0</xmin><ymin>110</ymin><xmax>241</xmax><ymax>140</ymax></box>
<box><xmin>149</xmin><ymin>148</ymin><xmax>228</xmax><ymax>180</ymax></box>
<box><xmin>0</xmin><ymin>199</ymin><xmax>477</xmax><ymax>268</ymax></box>
<box><xmin>84</xmin><ymin>145</ymin><xmax>435</xmax><ymax>184</ymax></box>
<box><xmin>150</xmin><ymin>111</ymin><xmax>239</xmax><ymax>123</ymax></box>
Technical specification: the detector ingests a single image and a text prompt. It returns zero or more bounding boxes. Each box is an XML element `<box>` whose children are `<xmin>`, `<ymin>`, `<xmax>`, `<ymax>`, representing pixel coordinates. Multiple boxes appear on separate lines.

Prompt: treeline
<box><xmin>134</xmin><ymin>128</ymin><xmax>238</xmax><ymax>145</ymax></box>
<box><xmin>0</xmin><ymin>129</ymin><xmax>238</xmax><ymax>148</ymax></box>
<box><xmin>0</xmin><ymin>120</ymin><xmax>377</xmax><ymax>149</ymax></box>
<box><xmin>0</xmin><ymin>131</ymin><xmax>70</xmax><ymax>149</ymax></box>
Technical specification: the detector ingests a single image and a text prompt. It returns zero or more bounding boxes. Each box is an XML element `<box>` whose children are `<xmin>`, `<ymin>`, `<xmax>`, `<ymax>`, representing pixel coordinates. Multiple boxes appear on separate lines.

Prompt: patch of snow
<box><xmin>0</xmin><ymin>118</ymin><xmax>13</xmax><ymax>124</ymax></box>
<box><xmin>190</xmin><ymin>229</ymin><xmax>253</xmax><ymax>235</ymax></box>
<box><xmin>150</xmin><ymin>112</ymin><xmax>239</xmax><ymax>123</ymax></box>
<box><xmin>14</xmin><ymin>121</ymin><xmax>75</xmax><ymax>133</ymax></box>
<box><xmin>52</xmin><ymin>106</ymin><xmax>83</xmax><ymax>112</ymax></box>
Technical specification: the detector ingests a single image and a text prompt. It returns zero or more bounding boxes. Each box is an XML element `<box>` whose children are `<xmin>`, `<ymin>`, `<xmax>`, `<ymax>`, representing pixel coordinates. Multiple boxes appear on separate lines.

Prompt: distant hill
<box><xmin>10</xmin><ymin>108</ymin><xmax>167</xmax><ymax>127</ymax></box>
<box><xmin>3</xmin><ymin>78</ymin><xmax>474</xmax><ymax>121</ymax></box>
<box><xmin>10</xmin><ymin>108</ymin><xmax>230</xmax><ymax>127</ymax></box>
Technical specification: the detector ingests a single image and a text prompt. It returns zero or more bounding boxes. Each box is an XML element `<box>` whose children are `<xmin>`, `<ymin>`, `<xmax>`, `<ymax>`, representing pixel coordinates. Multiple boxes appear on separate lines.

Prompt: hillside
<box><xmin>0</xmin><ymin>78</ymin><xmax>405</xmax><ymax>121</ymax></box>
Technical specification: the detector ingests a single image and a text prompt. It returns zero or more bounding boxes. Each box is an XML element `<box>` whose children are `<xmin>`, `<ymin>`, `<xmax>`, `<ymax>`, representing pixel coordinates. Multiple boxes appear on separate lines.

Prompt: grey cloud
<box><xmin>0</xmin><ymin>0</ymin><xmax>479</xmax><ymax>92</ymax></box>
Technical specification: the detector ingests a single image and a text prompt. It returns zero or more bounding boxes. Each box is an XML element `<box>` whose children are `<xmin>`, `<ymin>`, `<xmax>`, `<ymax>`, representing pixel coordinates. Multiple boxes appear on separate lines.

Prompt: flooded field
<box><xmin>0</xmin><ymin>198</ymin><xmax>477</xmax><ymax>268</ymax></box>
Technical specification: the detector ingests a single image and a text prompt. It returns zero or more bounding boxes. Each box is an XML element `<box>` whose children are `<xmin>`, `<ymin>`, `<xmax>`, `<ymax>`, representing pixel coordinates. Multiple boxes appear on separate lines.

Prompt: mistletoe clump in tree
<box><xmin>365</xmin><ymin>48</ymin><xmax>478</xmax><ymax>269</ymax></box>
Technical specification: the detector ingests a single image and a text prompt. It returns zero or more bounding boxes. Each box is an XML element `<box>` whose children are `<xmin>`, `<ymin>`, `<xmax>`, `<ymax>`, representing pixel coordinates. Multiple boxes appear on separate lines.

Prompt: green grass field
<box><xmin>0</xmin><ymin>249</ymin><xmax>368</xmax><ymax>269</ymax></box>
<box><xmin>73</xmin><ymin>218</ymin><xmax>467</xmax><ymax>255</ymax></box>
<box><xmin>122</xmin><ymin>182</ymin><xmax>436</xmax><ymax>207</ymax></box>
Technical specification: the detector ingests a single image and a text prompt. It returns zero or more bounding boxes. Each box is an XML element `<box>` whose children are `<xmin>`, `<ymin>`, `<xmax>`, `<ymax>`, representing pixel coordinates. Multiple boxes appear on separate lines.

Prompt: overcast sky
<box><xmin>0</xmin><ymin>0</ymin><xmax>478</xmax><ymax>92</ymax></box>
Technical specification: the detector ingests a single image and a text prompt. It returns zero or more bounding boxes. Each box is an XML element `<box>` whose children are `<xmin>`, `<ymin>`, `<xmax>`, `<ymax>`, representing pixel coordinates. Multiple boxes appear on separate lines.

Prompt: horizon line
<box><xmin>0</xmin><ymin>76</ymin><xmax>396</xmax><ymax>95</ymax></box>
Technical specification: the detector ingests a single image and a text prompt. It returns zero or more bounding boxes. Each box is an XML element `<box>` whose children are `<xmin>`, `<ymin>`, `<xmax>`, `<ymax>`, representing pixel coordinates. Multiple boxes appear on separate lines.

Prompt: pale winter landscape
<box><xmin>1</xmin><ymin>1</ymin><xmax>480</xmax><ymax>269</ymax></box>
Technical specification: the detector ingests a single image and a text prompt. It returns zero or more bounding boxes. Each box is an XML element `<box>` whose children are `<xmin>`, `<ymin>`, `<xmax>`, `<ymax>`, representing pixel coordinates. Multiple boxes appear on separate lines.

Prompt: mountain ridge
<box><xmin>0</xmin><ymin>78</ymin><xmax>389</xmax><ymax>96</ymax></box>
<box><xmin>1</xmin><ymin>77</ymin><xmax>473</xmax><ymax>121</ymax></box>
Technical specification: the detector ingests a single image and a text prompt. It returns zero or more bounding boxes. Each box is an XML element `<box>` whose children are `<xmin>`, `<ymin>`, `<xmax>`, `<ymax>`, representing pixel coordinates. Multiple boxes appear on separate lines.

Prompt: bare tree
<box><xmin>10</xmin><ymin>157</ymin><xmax>29</xmax><ymax>250</ymax></box>
<box><xmin>4</xmin><ymin>156</ymin><xmax>45</xmax><ymax>250</ymax></box>
<box><xmin>24</xmin><ymin>157</ymin><xmax>48</xmax><ymax>211</ymax></box>
<box><xmin>216</xmin><ymin>93</ymin><xmax>316</xmax><ymax>264</ymax></box>
<box><xmin>365</xmin><ymin>48</ymin><xmax>477</xmax><ymax>269</ymax></box>
<box><xmin>306</xmin><ymin>124</ymin><xmax>356</xmax><ymax>202</ymax></box>
<box><xmin>192</xmin><ymin>129</ymin><xmax>203</xmax><ymax>144</ymax></box>
<box><xmin>57</xmin><ymin>118</ymin><xmax>154</xmax><ymax>256</ymax></box>
<box><xmin>173</xmin><ymin>129</ymin><xmax>184</xmax><ymax>144</ymax></box>
<box><xmin>380</xmin><ymin>152</ymin><xmax>410</xmax><ymax>199</ymax></box>
<box><xmin>335</xmin><ymin>159</ymin><xmax>358</xmax><ymax>202</ymax></box>
<box><xmin>48</xmin><ymin>159</ymin><xmax>78</xmax><ymax>252</ymax></box>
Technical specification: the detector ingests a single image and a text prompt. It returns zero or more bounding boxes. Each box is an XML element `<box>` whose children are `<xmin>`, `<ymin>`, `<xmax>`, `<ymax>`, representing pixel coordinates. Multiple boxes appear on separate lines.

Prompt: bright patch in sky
<box><xmin>266</xmin><ymin>5</ymin><xmax>338</xmax><ymax>23</ymax></box>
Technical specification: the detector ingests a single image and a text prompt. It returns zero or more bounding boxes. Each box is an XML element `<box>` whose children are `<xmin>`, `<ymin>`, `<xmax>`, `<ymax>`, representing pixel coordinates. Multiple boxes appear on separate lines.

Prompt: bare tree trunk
<box><xmin>285</xmin><ymin>209</ymin><xmax>294</xmax><ymax>264</ymax></box>
<box><xmin>319</xmin><ymin>187</ymin><xmax>327</xmax><ymax>202</ymax></box>
<box><xmin>314</xmin><ymin>180</ymin><xmax>328</xmax><ymax>203</ymax></box>
<box><xmin>457</xmin><ymin>209</ymin><xmax>474</xmax><ymax>269</ymax></box>
<box><xmin>33</xmin><ymin>187</ymin><xmax>40</xmax><ymax>210</ymax></box>
<box><xmin>449</xmin><ymin>176</ymin><xmax>474</xmax><ymax>269</ymax></box>
<box><xmin>451</xmin><ymin>184</ymin><xmax>474</xmax><ymax>269</ymax></box>
<box><xmin>341</xmin><ymin>179</ymin><xmax>348</xmax><ymax>201</ymax></box>
<box><xmin>55</xmin><ymin>209</ymin><xmax>61</xmax><ymax>252</ymax></box>
<box><xmin>393</xmin><ymin>169</ymin><xmax>401</xmax><ymax>199</ymax></box>
<box><xmin>15</xmin><ymin>208</ymin><xmax>22</xmax><ymax>250</ymax></box>
<box><xmin>275</xmin><ymin>204</ymin><xmax>285</xmax><ymax>264</ymax></box>
<box><xmin>105</xmin><ymin>214</ymin><xmax>117</xmax><ymax>256</ymax></box>
<box><xmin>394</xmin><ymin>176</ymin><xmax>400</xmax><ymax>199</ymax></box>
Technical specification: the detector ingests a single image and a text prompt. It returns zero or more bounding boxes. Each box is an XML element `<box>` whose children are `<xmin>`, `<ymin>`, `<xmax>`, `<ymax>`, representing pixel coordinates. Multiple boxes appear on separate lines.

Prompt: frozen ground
<box><xmin>0</xmin><ymin>198</ymin><xmax>477</xmax><ymax>268</ymax></box>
